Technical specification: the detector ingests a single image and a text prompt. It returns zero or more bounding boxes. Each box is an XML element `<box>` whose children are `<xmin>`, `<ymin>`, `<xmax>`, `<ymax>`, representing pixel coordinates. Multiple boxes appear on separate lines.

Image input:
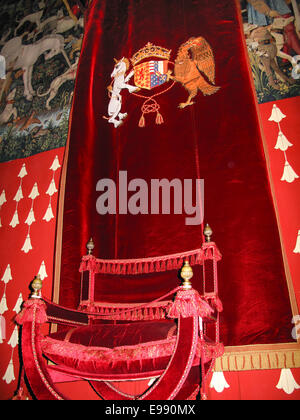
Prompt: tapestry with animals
<box><xmin>240</xmin><ymin>0</ymin><xmax>300</xmax><ymax>103</ymax></box>
<box><xmin>0</xmin><ymin>0</ymin><xmax>84</xmax><ymax>163</ymax></box>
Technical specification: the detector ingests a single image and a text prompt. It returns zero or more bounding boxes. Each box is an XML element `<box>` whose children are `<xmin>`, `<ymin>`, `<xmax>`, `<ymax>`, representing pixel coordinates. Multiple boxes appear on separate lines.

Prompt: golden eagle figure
<box><xmin>168</xmin><ymin>36</ymin><xmax>220</xmax><ymax>109</ymax></box>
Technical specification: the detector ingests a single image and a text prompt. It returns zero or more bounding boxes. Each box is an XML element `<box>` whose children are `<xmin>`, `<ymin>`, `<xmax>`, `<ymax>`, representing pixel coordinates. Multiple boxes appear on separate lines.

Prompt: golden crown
<box><xmin>131</xmin><ymin>42</ymin><xmax>172</xmax><ymax>66</ymax></box>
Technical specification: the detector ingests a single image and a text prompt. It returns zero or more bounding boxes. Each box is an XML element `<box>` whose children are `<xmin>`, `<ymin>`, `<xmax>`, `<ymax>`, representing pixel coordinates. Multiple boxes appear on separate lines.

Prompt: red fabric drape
<box><xmin>59</xmin><ymin>0</ymin><xmax>293</xmax><ymax>346</ymax></box>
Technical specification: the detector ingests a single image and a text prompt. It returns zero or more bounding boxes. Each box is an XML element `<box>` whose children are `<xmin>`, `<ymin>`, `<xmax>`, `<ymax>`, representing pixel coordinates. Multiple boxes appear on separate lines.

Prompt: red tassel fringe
<box><xmin>168</xmin><ymin>289</ymin><xmax>214</xmax><ymax>319</ymax></box>
<box><xmin>15</xmin><ymin>299</ymin><xmax>48</xmax><ymax>325</ymax></box>
<box><xmin>79</xmin><ymin>245</ymin><xmax>222</xmax><ymax>276</ymax></box>
<box><xmin>81</xmin><ymin>302</ymin><xmax>170</xmax><ymax>321</ymax></box>
<box><xmin>202</xmin><ymin>242</ymin><xmax>222</xmax><ymax>261</ymax></box>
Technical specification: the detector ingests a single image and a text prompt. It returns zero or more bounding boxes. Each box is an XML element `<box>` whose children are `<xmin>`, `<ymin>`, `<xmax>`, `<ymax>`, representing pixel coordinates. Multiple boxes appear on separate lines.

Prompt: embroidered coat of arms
<box><xmin>104</xmin><ymin>37</ymin><xmax>220</xmax><ymax>128</ymax></box>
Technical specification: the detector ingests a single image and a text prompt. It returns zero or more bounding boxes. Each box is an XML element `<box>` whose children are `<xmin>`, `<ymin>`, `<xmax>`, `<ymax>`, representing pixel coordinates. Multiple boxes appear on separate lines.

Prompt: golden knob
<box><xmin>203</xmin><ymin>224</ymin><xmax>213</xmax><ymax>242</ymax></box>
<box><xmin>181</xmin><ymin>261</ymin><xmax>193</xmax><ymax>289</ymax></box>
<box><xmin>87</xmin><ymin>237</ymin><xmax>95</xmax><ymax>255</ymax></box>
<box><xmin>31</xmin><ymin>275</ymin><xmax>43</xmax><ymax>298</ymax></box>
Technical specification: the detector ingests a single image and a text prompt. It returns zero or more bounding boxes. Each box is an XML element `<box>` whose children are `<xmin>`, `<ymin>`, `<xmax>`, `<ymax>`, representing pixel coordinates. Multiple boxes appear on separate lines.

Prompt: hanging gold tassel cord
<box><xmin>138</xmin><ymin>98</ymin><xmax>164</xmax><ymax>128</ymax></box>
<box><xmin>133</xmin><ymin>78</ymin><xmax>176</xmax><ymax>127</ymax></box>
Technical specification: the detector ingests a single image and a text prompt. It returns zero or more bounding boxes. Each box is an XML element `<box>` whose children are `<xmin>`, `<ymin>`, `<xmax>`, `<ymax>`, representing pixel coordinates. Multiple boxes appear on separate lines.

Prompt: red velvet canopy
<box><xmin>57</xmin><ymin>0</ymin><xmax>293</xmax><ymax>347</ymax></box>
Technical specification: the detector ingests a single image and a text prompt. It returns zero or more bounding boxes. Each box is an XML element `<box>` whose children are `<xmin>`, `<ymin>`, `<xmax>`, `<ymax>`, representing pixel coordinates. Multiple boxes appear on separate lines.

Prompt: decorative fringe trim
<box><xmin>15</xmin><ymin>299</ymin><xmax>48</xmax><ymax>325</ymax></box>
<box><xmin>168</xmin><ymin>288</ymin><xmax>214</xmax><ymax>319</ymax></box>
<box><xmin>78</xmin><ymin>293</ymin><xmax>223</xmax><ymax>324</ymax></box>
<box><xmin>214</xmin><ymin>346</ymin><xmax>300</xmax><ymax>372</ymax></box>
<box><xmin>79</xmin><ymin>287</ymin><xmax>221</xmax><ymax>322</ymax></box>
<box><xmin>79</xmin><ymin>245</ymin><xmax>222</xmax><ymax>275</ymax></box>
<box><xmin>79</xmin><ymin>301</ymin><xmax>171</xmax><ymax>321</ymax></box>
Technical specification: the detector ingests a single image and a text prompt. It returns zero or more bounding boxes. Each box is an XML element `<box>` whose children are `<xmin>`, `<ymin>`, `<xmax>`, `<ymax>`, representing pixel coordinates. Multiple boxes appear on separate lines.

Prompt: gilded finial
<box><xmin>31</xmin><ymin>275</ymin><xmax>43</xmax><ymax>298</ymax></box>
<box><xmin>180</xmin><ymin>261</ymin><xmax>193</xmax><ymax>290</ymax></box>
<box><xmin>204</xmin><ymin>224</ymin><xmax>213</xmax><ymax>242</ymax></box>
<box><xmin>87</xmin><ymin>238</ymin><xmax>95</xmax><ymax>255</ymax></box>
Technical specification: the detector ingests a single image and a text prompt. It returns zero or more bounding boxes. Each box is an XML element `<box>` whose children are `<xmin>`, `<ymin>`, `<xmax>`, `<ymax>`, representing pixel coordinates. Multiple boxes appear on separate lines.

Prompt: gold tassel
<box><xmin>139</xmin><ymin>113</ymin><xmax>145</xmax><ymax>128</ymax></box>
<box><xmin>156</xmin><ymin>111</ymin><xmax>164</xmax><ymax>125</ymax></box>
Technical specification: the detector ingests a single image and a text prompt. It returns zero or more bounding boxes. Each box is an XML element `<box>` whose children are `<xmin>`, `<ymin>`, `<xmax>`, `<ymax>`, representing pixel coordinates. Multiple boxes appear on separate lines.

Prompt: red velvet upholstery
<box><xmin>48</xmin><ymin>320</ymin><xmax>177</xmax><ymax>347</ymax></box>
<box><xmin>42</xmin><ymin>320</ymin><xmax>202</xmax><ymax>380</ymax></box>
<box><xmin>58</xmin><ymin>0</ymin><xmax>294</xmax><ymax>348</ymax></box>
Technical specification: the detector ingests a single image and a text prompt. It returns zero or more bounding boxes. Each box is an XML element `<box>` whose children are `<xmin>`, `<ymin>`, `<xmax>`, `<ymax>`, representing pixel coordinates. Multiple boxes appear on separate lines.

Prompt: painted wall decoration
<box><xmin>240</xmin><ymin>0</ymin><xmax>300</xmax><ymax>104</ymax></box>
<box><xmin>0</xmin><ymin>0</ymin><xmax>84</xmax><ymax>163</ymax></box>
<box><xmin>259</xmin><ymin>96</ymin><xmax>300</xmax><ymax>314</ymax></box>
<box><xmin>268</xmin><ymin>103</ymin><xmax>299</xmax><ymax>183</ymax></box>
<box><xmin>0</xmin><ymin>147</ymin><xmax>64</xmax><ymax>400</ymax></box>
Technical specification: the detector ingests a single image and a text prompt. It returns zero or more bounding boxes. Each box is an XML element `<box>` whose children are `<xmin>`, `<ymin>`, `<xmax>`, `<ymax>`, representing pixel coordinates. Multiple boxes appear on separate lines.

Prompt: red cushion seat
<box><xmin>41</xmin><ymin>320</ymin><xmax>201</xmax><ymax>380</ymax></box>
<box><xmin>49</xmin><ymin>320</ymin><xmax>177</xmax><ymax>347</ymax></box>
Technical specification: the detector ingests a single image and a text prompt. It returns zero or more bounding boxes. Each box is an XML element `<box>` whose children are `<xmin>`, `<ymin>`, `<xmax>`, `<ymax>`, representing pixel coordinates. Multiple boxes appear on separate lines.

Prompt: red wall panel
<box><xmin>0</xmin><ymin>148</ymin><xmax>64</xmax><ymax>400</ymax></box>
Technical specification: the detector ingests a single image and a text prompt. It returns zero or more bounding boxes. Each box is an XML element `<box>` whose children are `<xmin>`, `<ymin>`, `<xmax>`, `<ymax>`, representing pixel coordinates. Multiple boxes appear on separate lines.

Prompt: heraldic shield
<box><xmin>105</xmin><ymin>38</ymin><xmax>219</xmax><ymax>128</ymax></box>
<box><xmin>134</xmin><ymin>60</ymin><xmax>169</xmax><ymax>90</ymax></box>
<box><xmin>131</xmin><ymin>43</ymin><xmax>171</xmax><ymax>90</ymax></box>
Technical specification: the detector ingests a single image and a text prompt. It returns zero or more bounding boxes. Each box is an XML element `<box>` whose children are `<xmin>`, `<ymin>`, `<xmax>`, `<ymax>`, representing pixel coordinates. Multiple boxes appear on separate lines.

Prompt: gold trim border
<box><xmin>214</xmin><ymin>343</ymin><xmax>300</xmax><ymax>372</ymax></box>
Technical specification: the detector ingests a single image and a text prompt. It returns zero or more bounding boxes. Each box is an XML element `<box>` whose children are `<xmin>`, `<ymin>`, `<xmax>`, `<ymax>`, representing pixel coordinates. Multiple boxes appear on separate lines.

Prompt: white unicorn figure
<box><xmin>104</xmin><ymin>57</ymin><xmax>139</xmax><ymax>128</ymax></box>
